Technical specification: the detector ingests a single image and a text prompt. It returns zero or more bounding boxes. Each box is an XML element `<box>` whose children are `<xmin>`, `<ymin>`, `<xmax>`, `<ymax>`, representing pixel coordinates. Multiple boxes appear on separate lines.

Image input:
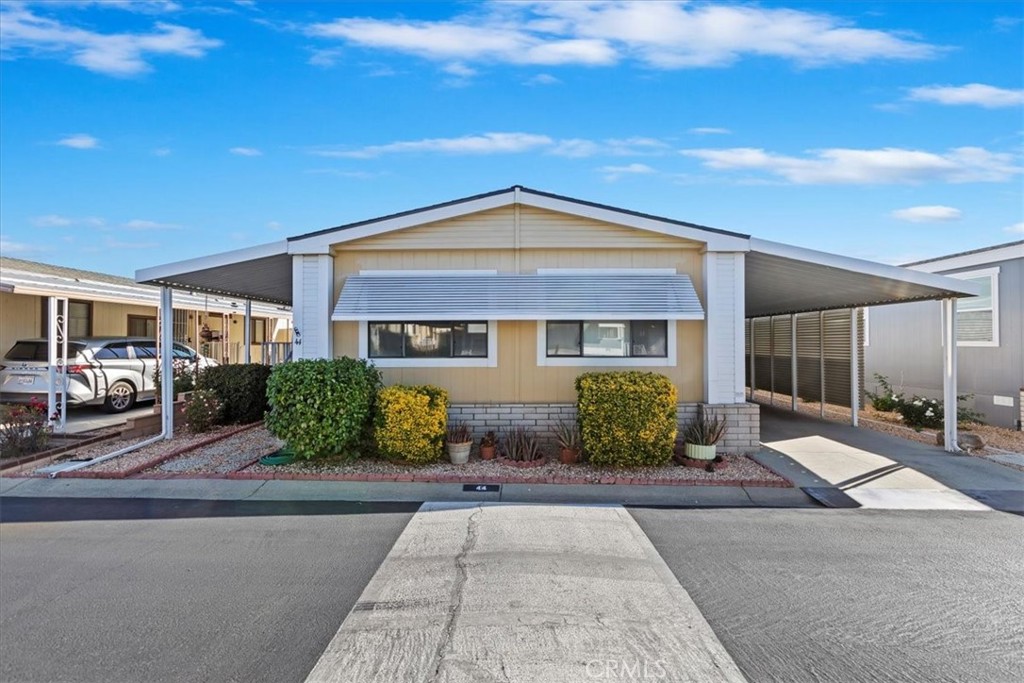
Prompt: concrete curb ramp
<box><xmin>305</xmin><ymin>503</ymin><xmax>746</xmax><ymax>683</ymax></box>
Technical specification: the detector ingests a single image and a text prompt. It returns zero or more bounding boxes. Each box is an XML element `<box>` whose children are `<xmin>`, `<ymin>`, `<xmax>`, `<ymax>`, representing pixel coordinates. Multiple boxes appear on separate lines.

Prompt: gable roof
<box><xmin>285</xmin><ymin>185</ymin><xmax>751</xmax><ymax>252</ymax></box>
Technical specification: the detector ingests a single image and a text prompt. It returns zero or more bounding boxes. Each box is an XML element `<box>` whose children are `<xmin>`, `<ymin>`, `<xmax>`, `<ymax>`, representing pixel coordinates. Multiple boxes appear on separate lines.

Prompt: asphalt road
<box><xmin>632</xmin><ymin>507</ymin><xmax>1024</xmax><ymax>683</ymax></box>
<box><xmin>0</xmin><ymin>498</ymin><xmax>416</xmax><ymax>683</ymax></box>
<box><xmin>3</xmin><ymin>500</ymin><xmax>1023</xmax><ymax>683</ymax></box>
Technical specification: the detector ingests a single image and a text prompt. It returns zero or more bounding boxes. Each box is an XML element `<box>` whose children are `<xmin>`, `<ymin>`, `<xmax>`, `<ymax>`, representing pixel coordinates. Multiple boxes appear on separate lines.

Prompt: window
<box><xmin>94</xmin><ymin>342</ymin><xmax>131</xmax><ymax>360</ymax></box>
<box><xmin>953</xmin><ymin>268</ymin><xmax>999</xmax><ymax>346</ymax></box>
<box><xmin>545</xmin><ymin>321</ymin><xmax>668</xmax><ymax>358</ymax></box>
<box><xmin>40</xmin><ymin>299</ymin><xmax>92</xmax><ymax>338</ymax></box>
<box><xmin>368</xmin><ymin>322</ymin><xmax>488</xmax><ymax>359</ymax></box>
<box><xmin>251</xmin><ymin>318</ymin><xmax>267</xmax><ymax>344</ymax></box>
<box><xmin>127</xmin><ymin>315</ymin><xmax>156</xmax><ymax>337</ymax></box>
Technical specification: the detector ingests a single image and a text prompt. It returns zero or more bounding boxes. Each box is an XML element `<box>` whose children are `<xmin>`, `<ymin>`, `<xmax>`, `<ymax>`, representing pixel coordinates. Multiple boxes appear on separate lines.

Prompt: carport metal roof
<box><xmin>135</xmin><ymin>189</ymin><xmax>979</xmax><ymax>311</ymax></box>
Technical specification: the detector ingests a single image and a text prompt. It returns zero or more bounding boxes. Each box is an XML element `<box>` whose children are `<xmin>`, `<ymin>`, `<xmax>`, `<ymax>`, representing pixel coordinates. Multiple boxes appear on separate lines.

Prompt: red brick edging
<box><xmin>55</xmin><ymin>423</ymin><xmax>262</xmax><ymax>479</ymax></box>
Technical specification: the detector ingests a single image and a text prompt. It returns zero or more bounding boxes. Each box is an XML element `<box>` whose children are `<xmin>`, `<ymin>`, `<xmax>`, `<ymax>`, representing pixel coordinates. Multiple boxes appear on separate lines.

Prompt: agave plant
<box><xmin>553</xmin><ymin>420</ymin><xmax>581</xmax><ymax>452</ymax></box>
<box><xmin>503</xmin><ymin>426</ymin><xmax>543</xmax><ymax>462</ymax></box>
<box><xmin>682</xmin><ymin>404</ymin><xmax>727</xmax><ymax>446</ymax></box>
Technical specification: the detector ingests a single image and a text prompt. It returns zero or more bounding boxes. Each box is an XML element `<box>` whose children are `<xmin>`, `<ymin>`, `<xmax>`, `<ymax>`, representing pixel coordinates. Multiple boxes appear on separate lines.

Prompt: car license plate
<box><xmin>17</xmin><ymin>375</ymin><xmax>35</xmax><ymax>385</ymax></box>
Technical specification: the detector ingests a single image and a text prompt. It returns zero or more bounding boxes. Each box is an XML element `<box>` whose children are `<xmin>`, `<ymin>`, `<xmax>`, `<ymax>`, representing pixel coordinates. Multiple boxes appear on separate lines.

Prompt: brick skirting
<box><xmin>448</xmin><ymin>402</ymin><xmax>761</xmax><ymax>455</ymax></box>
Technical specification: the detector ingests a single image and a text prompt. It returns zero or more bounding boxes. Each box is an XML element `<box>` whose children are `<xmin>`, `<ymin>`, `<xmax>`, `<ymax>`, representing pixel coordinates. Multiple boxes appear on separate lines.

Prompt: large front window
<box><xmin>954</xmin><ymin>270</ymin><xmax>998</xmax><ymax>345</ymax></box>
<box><xmin>369</xmin><ymin>322</ymin><xmax>489</xmax><ymax>359</ymax></box>
<box><xmin>546</xmin><ymin>320</ymin><xmax>668</xmax><ymax>358</ymax></box>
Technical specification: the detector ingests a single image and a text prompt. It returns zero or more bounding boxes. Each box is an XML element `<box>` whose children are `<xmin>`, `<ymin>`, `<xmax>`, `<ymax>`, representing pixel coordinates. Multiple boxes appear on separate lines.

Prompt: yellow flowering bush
<box><xmin>575</xmin><ymin>371</ymin><xmax>677</xmax><ymax>467</ymax></box>
<box><xmin>374</xmin><ymin>385</ymin><xmax>449</xmax><ymax>464</ymax></box>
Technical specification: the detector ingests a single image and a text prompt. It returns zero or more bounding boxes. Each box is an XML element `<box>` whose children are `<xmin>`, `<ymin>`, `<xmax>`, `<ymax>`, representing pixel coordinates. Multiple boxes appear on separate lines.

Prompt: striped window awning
<box><xmin>332</xmin><ymin>274</ymin><xmax>705</xmax><ymax>321</ymax></box>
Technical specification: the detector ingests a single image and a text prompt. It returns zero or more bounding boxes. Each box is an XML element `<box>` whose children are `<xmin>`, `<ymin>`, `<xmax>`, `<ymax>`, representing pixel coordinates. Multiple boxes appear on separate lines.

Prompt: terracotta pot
<box><xmin>559</xmin><ymin>448</ymin><xmax>579</xmax><ymax>464</ymax></box>
<box><xmin>480</xmin><ymin>445</ymin><xmax>496</xmax><ymax>460</ymax></box>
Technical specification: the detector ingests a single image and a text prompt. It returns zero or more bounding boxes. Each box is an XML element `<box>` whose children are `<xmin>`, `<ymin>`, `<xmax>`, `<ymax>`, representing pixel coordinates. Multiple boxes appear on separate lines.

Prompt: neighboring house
<box><xmin>0</xmin><ymin>257</ymin><xmax>292</xmax><ymax>365</ymax></box>
<box><xmin>865</xmin><ymin>241</ymin><xmax>1024</xmax><ymax>430</ymax></box>
<box><xmin>137</xmin><ymin>186</ymin><xmax>978</xmax><ymax>451</ymax></box>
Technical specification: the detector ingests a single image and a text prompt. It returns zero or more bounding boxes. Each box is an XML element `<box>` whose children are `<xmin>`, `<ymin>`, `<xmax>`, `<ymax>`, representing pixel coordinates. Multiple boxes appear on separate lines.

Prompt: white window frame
<box><xmin>354</xmin><ymin>269</ymin><xmax>499</xmax><ymax>367</ymax></box>
<box><xmin>951</xmin><ymin>267</ymin><xmax>1000</xmax><ymax>347</ymax></box>
<box><xmin>358</xmin><ymin>320</ymin><xmax>498</xmax><ymax>368</ymax></box>
<box><xmin>534</xmin><ymin>267</ymin><xmax>680</xmax><ymax>367</ymax></box>
<box><xmin>536</xmin><ymin>320</ymin><xmax>677</xmax><ymax>367</ymax></box>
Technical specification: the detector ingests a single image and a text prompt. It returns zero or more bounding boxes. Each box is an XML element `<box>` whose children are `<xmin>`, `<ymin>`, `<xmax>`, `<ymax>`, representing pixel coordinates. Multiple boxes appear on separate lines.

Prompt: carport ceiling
<box><xmin>136</xmin><ymin>244</ymin><xmax>292</xmax><ymax>305</ymax></box>
<box><xmin>745</xmin><ymin>239</ymin><xmax>977</xmax><ymax>318</ymax></box>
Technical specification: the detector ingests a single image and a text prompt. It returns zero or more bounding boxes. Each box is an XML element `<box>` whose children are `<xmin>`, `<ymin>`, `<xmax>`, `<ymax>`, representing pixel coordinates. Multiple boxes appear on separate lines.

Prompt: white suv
<box><xmin>0</xmin><ymin>337</ymin><xmax>218</xmax><ymax>413</ymax></box>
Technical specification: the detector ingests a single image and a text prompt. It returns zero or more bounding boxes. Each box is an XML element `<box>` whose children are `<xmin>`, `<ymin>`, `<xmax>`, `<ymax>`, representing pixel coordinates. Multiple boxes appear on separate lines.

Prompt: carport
<box><xmin>129</xmin><ymin>194</ymin><xmax>979</xmax><ymax>453</ymax></box>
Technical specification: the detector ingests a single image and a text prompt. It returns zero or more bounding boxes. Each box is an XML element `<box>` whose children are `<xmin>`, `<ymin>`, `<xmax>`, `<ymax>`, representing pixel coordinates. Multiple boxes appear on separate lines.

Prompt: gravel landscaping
<box><xmin>34</xmin><ymin>423</ymin><xmax>789</xmax><ymax>486</ymax></box>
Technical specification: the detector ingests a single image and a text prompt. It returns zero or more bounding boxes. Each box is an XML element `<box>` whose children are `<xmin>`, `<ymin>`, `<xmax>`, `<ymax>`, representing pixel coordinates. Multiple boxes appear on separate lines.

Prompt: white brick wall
<box><xmin>448</xmin><ymin>402</ymin><xmax>761</xmax><ymax>454</ymax></box>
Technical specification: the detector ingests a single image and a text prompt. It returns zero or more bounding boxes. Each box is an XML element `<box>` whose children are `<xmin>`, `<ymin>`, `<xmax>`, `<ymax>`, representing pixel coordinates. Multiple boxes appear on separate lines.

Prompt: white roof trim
<box><xmin>135</xmin><ymin>240</ymin><xmax>288</xmax><ymax>284</ymax></box>
<box><xmin>749</xmin><ymin>238</ymin><xmax>981</xmax><ymax>297</ymax></box>
<box><xmin>333</xmin><ymin>273</ymin><xmax>705</xmax><ymax>321</ymax></box>
<box><xmin>906</xmin><ymin>242</ymin><xmax>1024</xmax><ymax>273</ymax></box>
<box><xmin>288</xmin><ymin>188</ymin><xmax>749</xmax><ymax>253</ymax></box>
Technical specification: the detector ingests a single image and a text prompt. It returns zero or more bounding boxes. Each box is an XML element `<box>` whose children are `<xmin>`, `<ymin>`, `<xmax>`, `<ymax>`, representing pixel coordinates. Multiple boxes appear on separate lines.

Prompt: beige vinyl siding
<box><xmin>92</xmin><ymin>302</ymin><xmax>159</xmax><ymax>335</ymax></box>
<box><xmin>340</xmin><ymin>206</ymin><xmax>700</xmax><ymax>251</ymax></box>
<box><xmin>0</xmin><ymin>292</ymin><xmax>42</xmax><ymax>356</ymax></box>
<box><xmin>334</xmin><ymin>320</ymin><xmax>703</xmax><ymax>403</ymax></box>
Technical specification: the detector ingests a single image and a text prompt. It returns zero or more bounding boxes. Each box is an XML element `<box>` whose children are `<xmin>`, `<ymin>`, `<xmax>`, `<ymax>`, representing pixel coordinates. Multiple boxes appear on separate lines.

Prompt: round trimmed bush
<box><xmin>265</xmin><ymin>358</ymin><xmax>381</xmax><ymax>459</ymax></box>
<box><xmin>374</xmin><ymin>385</ymin><xmax>448</xmax><ymax>464</ymax></box>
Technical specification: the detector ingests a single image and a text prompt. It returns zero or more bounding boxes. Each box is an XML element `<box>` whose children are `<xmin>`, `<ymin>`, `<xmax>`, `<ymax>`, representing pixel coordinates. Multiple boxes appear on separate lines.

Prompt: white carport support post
<box><xmin>850</xmin><ymin>307</ymin><xmax>859</xmax><ymax>427</ymax></box>
<box><xmin>243</xmin><ymin>299</ymin><xmax>252</xmax><ymax>364</ymax></box>
<box><xmin>748</xmin><ymin>320</ymin><xmax>755</xmax><ymax>400</ymax></box>
<box><xmin>160</xmin><ymin>286</ymin><xmax>174</xmax><ymax>439</ymax></box>
<box><xmin>790</xmin><ymin>313</ymin><xmax>797</xmax><ymax>411</ymax></box>
<box><xmin>47</xmin><ymin>296</ymin><xmax>68</xmax><ymax>433</ymax></box>
<box><xmin>819</xmin><ymin>311</ymin><xmax>825</xmax><ymax>418</ymax></box>
<box><xmin>942</xmin><ymin>298</ymin><xmax>959</xmax><ymax>452</ymax></box>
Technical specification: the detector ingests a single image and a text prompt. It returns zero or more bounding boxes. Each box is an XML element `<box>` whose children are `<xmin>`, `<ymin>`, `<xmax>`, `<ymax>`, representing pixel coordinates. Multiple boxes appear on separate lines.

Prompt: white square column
<box><xmin>291</xmin><ymin>253</ymin><xmax>334</xmax><ymax>360</ymax></box>
<box><xmin>942</xmin><ymin>298</ymin><xmax>959</xmax><ymax>452</ymax></box>
<box><xmin>703</xmin><ymin>251</ymin><xmax>747</xmax><ymax>404</ymax></box>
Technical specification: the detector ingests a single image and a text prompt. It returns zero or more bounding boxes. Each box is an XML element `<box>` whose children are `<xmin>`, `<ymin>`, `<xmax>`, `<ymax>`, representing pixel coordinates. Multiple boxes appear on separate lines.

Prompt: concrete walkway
<box><xmin>304</xmin><ymin>503</ymin><xmax>746</xmax><ymax>683</ymax></box>
<box><xmin>758</xmin><ymin>405</ymin><xmax>1024</xmax><ymax>512</ymax></box>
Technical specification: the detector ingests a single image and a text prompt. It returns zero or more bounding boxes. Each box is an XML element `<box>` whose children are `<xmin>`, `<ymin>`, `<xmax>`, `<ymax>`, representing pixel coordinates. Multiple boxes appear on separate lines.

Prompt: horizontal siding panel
<box><xmin>519</xmin><ymin>206</ymin><xmax>695</xmax><ymax>249</ymax></box>
<box><xmin>343</xmin><ymin>207</ymin><xmax>516</xmax><ymax>250</ymax></box>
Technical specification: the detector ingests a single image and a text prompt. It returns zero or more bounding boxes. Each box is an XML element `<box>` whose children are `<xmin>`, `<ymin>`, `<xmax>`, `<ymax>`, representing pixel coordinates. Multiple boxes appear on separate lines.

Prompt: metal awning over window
<box><xmin>332</xmin><ymin>274</ymin><xmax>705</xmax><ymax>321</ymax></box>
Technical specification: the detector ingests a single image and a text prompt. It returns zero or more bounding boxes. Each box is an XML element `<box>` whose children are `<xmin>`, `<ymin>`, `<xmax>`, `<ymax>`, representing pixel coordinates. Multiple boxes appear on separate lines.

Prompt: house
<box><xmin>136</xmin><ymin>186</ymin><xmax>979</xmax><ymax>451</ymax></box>
<box><xmin>864</xmin><ymin>241</ymin><xmax>1024</xmax><ymax>430</ymax></box>
<box><xmin>0</xmin><ymin>257</ymin><xmax>292</xmax><ymax>365</ymax></box>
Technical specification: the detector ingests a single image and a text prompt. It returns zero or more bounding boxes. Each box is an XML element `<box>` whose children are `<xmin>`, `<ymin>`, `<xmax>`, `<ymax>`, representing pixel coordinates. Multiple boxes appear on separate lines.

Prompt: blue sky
<box><xmin>1</xmin><ymin>0</ymin><xmax>1021</xmax><ymax>277</ymax></box>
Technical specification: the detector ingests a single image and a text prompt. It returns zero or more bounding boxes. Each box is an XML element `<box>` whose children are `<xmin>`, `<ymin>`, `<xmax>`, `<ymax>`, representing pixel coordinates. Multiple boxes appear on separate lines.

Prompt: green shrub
<box><xmin>196</xmin><ymin>363</ymin><xmax>272</xmax><ymax>424</ymax></box>
<box><xmin>0</xmin><ymin>400</ymin><xmax>51</xmax><ymax>458</ymax></box>
<box><xmin>374</xmin><ymin>385</ymin><xmax>448</xmax><ymax>464</ymax></box>
<box><xmin>184</xmin><ymin>389</ymin><xmax>223</xmax><ymax>434</ymax></box>
<box><xmin>575</xmin><ymin>371</ymin><xmax>677</xmax><ymax>467</ymax></box>
<box><xmin>153</xmin><ymin>358</ymin><xmax>196</xmax><ymax>397</ymax></box>
<box><xmin>865</xmin><ymin>373</ymin><xmax>904</xmax><ymax>412</ymax></box>
<box><xmin>265</xmin><ymin>358</ymin><xmax>381</xmax><ymax>459</ymax></box>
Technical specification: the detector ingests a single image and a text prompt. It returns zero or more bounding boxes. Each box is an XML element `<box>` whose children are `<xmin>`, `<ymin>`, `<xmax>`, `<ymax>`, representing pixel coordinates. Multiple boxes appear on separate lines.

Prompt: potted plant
<box><xmin>682</xmin><ymin>404</ymin><xmax>727</xmax><ymax>461</ymax></box>
<box><xmin>446</xmin><ymin>421</ymin><xmax>473</xmax><ymax>464</ymax></box>
<box><xmin>479</xmin><ymin>430</ymin><xmax>499</xmax><ymax>460</ymax></box>
<box><xmin>553</xmin><ymin>420</ymin><xmax>581</xmax><ymax>464</ymax></box>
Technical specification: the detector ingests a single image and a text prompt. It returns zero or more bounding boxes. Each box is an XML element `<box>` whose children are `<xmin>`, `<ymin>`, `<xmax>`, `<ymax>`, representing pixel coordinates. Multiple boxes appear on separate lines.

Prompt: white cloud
<box><xmin>689</xmin><ymin>127</ymin><xmax>731</xmax><ymax>135</ymax></box>
<box><xmin>550</xmin><ymin>136</ymin><xmax>669</xmax><ymax>158</ymax></box>
<box><xmin>267</xmin><ymin>221</ymin><xmax>282</xmax><ymax>231</ymax></box>
<box><xmin>442</xmin><ymin>61</ymin><xmax>477</xmax><ymax>77</ymax></box>
<box><xmin>1004</xmin><ymin>222</ymin><xmax>1024</xmax><ymax>234</ymax></box>
<box><xmin>304</xmin><ymin>1</ymin><xmax>939</xmax><ymax>71</ymax></box>
<box><xmin>229</xmin><ymin>147</ymin><xmax>263</xmax><ymax>156</ymax></box>
<box><xmin>599</xmin><ymin>162</ymin><xmax>655</xmax><ymax>181</ymax></box>
<box><xmin>890</xmin><ymin>205</ymin><xmax>962</xmax><ymax>223</ymax></box>
<box><xmin>907</xmin><ymin>83</ymin><xmax>1024</xmax><ymax>109</ymax></box>
<box><xmin>56</xmin><ymin>133</ymin><xmax>99</xmax><ymax>149</ymax></box>
<box><xmin>32</xmin><ymin>214</ymin><xmax>73</xmax><ymax>227</ymax></box>
<box><xmin>524</xmin><ymin>73</ymin><xmax>560</xmax><ymax>86</ymax></box>
<box><xmin>681</xmin><ymin>146</ymin><xmax>1022</xmax><ymax>184</ymax></box>
<box><xmin>153</xmin><ymin>147</ymin><xmax>172</xmax><ymax>156</ymax></box>
<box><xmin>0</xmin><ymin>4</ymin><xmax>221</xmax><ymax>76</ymax></box>
<box><xmin>309</xmin><ymin>132</ymin><xmax>554</xmax><ymax>159</ymax></box>
<box><xmin>122</xmin><ymin>219</ymin><xmax>180</xmax><ymax>230</ymax></box>
<box><xmin>308</xmin><ymin>47</ymin><xmax>343</xmax><ymax>67</ymax></box>
<box><xmin>1</xmin><ymin>238</ymin><xmax>47</xmax><ymax>255</ymax></box>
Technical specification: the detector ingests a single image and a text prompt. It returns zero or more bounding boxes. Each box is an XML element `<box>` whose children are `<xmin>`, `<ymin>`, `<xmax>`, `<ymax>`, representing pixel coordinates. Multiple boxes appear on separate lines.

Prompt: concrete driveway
<box><xmin>756</xmin><ymin>404</ymin><xmax>1024</xmax><ymax>512</ymax></box>
<box><xmin>56</xmin><ymin>403</ymin><xmax>152</xmax><ymax>434</ymax></box>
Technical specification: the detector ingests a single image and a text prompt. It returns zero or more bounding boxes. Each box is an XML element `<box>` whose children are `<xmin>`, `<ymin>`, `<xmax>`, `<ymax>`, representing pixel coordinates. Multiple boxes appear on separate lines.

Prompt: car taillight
<box><xmin>64</xmin><ymin>364</ymin><xmax>92</xmax><ymax>374</ymax></box>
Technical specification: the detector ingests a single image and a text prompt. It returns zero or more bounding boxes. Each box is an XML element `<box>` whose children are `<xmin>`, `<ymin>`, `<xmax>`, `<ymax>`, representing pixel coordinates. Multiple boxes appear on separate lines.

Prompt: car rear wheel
<box><xmin>103</xmin><ymin>381</ymin><xmax>136</xmax><ymax>413</ymax></box>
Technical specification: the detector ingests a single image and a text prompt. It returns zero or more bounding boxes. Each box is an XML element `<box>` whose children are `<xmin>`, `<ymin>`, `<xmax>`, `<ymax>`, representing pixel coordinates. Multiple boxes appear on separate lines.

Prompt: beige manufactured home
<box><xmin>138</xmin><ymin>187</ymin><xmax>980</xmax><ymax>451</ymax></box>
